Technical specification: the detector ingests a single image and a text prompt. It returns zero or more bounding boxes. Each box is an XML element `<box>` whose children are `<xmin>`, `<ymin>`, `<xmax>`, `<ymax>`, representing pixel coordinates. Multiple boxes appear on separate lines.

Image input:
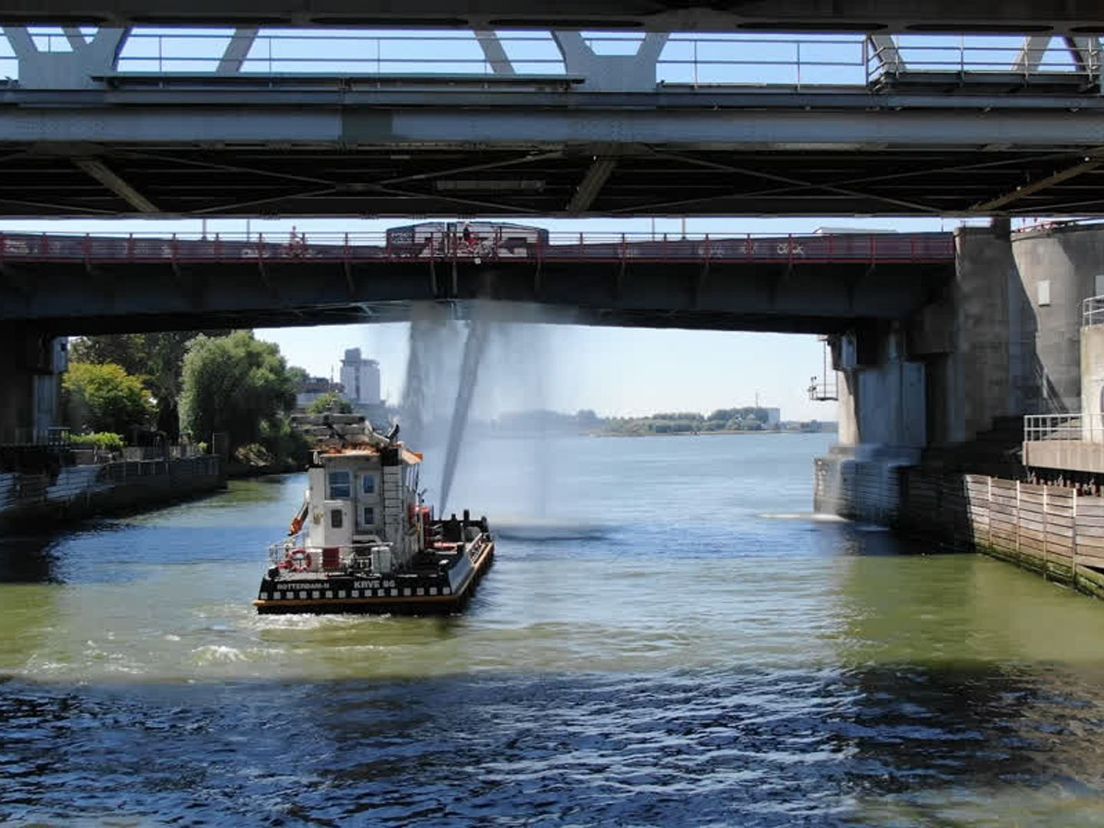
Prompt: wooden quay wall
<box><xmin>815</xmin><ymin>455</ymin><xmax>1104</xmax><ymax>598</ymax></box>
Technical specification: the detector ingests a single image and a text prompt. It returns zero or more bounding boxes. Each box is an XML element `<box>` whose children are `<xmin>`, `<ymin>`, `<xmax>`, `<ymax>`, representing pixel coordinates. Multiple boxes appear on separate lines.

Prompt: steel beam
<box><xmin>474</xmin><ymin>30</ymin><xmax>515</xmax><ymax>76</ymax></box>
<box><xmin>973</xmin><ymin>158</ymin><xmax>1103</xmax><ymax>211</ymax></box>
<box><xmin>3</xmin><ymin>105</ymin><xmax>1104</xmax><ymax>148</ymax></box>
<box><xmin>868</xmin><ymin>35</ymin><xmax>906</xmax><ymax>74</ymax></box>
<box><xmin>216</xmin><ymin>28</ymin><xmax>258</xmax><ymax>74</ymax></box>
<box><xmin>72</xmin><ymin>157</ymin><xmax>159</xmax><ymax>212</ymax></box>
<box><xmin>1063</xmin><ymin>35</ymin><xmax>1100</xmax><ymax>75</ymax></box>
<box><xmin>7</xmin><ymin>87</ymin><xmax>1104</xmax><ymax>112</ymax></box>
<box><xmin>565</xmin><ymin>156</ymin><xmax>616</xmax><ymax>214</ymax></box>
<box><xmin>1014</xmin><ymin>35</ymin><xmax>1052</xmax><ymax>73</ymax></box>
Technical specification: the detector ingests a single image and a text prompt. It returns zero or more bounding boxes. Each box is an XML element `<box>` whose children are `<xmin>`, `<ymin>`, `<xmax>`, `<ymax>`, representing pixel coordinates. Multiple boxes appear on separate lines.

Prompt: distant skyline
<box><xmin>255</xmin><ymin>322</ymin><xmax>834</xmax><ymax>421</ymax></box>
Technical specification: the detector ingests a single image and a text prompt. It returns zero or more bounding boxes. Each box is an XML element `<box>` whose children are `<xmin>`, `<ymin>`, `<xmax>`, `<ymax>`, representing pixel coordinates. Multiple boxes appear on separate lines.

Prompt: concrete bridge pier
<box><xmin>817</xmin><ymin>222</ymin><xmax>1036</xmax><ymax>521</ymax></box>
<box><xmin>0</xmin><ymin>325</ymin><xmax>66</xmax><ymax>444</ymax></box>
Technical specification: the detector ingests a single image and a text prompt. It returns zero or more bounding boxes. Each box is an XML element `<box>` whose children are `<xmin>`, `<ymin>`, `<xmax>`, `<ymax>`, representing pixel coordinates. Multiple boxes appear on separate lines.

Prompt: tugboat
<box><xmin>254</xmin><ymin>423</ymin><xmax>494</xmax><ymax>614</ymax></box>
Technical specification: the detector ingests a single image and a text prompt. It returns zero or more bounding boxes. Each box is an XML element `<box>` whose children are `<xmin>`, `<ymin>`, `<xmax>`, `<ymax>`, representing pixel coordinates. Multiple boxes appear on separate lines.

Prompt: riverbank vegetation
<box><xmin>62</xmin><ymin>361</ymin><xmax>156</xmax><ymax>436</ymax></box>
<box><xmin>70</xmin><ymin>331</ymin><xmax>227</xmax><ymax>437</ymax></box>
<box><xmin>179</xmin><ymin>332</ymin><xmax>308</xmax><ymax>472</ymax></box>
<box><xmin>66</xmin><ymin>330</ymin><xmax>311</xmax><ymax>472</ymax></box>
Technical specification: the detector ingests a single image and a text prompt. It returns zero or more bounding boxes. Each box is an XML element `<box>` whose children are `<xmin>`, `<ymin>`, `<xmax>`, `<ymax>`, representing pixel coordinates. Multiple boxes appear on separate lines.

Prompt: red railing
<box><xmin>0</xmin><ymin>229</ymin><xmax>956</xmax><ymax>266</ymax></box>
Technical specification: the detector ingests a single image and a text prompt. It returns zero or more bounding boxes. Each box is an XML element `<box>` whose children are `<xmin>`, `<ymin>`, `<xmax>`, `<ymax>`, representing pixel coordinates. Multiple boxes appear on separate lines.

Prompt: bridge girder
<box><xmin>1</xmin><ymin>89</ymin><xmax>1104</xmax><ymax>216</ymax></box>
<box><xmin>1</xmin><ymin>258</ymin><xmax>951</xmax><ymax>337</ymax></box>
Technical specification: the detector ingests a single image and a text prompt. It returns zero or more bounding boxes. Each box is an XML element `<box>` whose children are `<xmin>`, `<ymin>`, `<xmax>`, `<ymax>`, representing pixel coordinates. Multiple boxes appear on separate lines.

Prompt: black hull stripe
<box><xmin>255</xmin><ymin>542</ymin><xmax>494</xmax><ymax>613</ymax></box>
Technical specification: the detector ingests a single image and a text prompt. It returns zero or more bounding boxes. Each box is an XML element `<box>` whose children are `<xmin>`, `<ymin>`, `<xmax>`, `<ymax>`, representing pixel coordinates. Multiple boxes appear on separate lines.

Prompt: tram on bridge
<box><xmin>385</xmin><ymin>222</ymin><xmax>549</xmax><ymax>261</ymax></box>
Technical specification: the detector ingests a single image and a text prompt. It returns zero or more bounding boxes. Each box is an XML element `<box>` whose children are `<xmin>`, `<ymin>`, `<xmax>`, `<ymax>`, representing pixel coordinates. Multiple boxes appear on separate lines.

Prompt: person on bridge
<box><xmin>287</xmin><ymin>226</ymin><xmax>308</xmax><ymax>258</ymax></box>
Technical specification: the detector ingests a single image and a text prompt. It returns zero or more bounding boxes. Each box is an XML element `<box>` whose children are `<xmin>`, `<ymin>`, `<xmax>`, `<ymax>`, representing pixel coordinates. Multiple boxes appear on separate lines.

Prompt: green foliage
<box><xmin>68</xmin><ymin>431</ymin><xmax>125</xmax><ymax>452</ymax></box>
<box><xmin>287</xmin><ymin>365</ymin><xmax>310</xmax><ymax>388</ymax></box>
<box><xmin>601</xmin><ymin>405</ymin><xmax>780</xmax><ymax>435</ymax></box>
<box><xmin>233</xmin><ymin>442</ymin><xmax>275</xmax><ymax>468</ymax></box>
<box><xmin>70</xmin><ymin>331</ymin><xmax>229</xmax><ymax>437</ymax></box>
<box><xmin>651</xmin><ymin>412</ymin><xmax>705</xmax><ymax>422</ymax></box>
<box><xmin>260</xmin><ymin>415</ymin><xmax>311</xmax><ymax>468</ymax></box>
<box><xmin>707</xmin><ymin>406</ymin><xmax>771</xmax><ymax>424</ymax></box>
<box><xmin>179</xmin><ymin>331</ymin><xmax>297</xmax><ymax>453</ymax></box>
<box><xmin>307</xmin><ymin>391</ymin><xmax>353</xmax><ymax>415</ymax></box>
<box><xmin>62</xmin><ymin>362</ymin><xmax>155</xmax><ymax>435</ymax></box>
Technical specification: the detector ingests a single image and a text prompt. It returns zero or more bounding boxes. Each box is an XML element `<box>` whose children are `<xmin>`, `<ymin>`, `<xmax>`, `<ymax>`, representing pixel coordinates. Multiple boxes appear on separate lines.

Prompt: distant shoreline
<box><xmin>591</xmin><ymin>429</ymin><xmax>834</xmax><ymax>438</ymax></box>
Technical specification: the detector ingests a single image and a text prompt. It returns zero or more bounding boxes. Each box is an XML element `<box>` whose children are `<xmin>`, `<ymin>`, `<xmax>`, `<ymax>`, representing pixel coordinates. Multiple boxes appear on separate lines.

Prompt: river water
<box><xmin>4</xmin><ymin>433</ymin><xmax>1104</xmax><ymax>825</ymax></box>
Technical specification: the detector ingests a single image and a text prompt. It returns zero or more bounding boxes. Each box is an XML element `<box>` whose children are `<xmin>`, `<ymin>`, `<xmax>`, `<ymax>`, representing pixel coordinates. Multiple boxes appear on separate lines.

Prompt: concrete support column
<box><xmin>0</xmin><ymin>325</ymin><xmax>65</xmax><ymax>443</ymax></box>
<box><xmin>943</xmin><ymin>225</ymin><xmax>1030</xmax><ymax>443</ymax></box>
<box><xmin>832</xmin><ymin>325</ymin><xmax>926</xmax><ymax>455</ymax></box>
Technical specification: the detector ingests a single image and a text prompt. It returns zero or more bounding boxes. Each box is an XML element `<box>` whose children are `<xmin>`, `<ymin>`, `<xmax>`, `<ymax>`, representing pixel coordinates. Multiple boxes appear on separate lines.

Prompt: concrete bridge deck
<box><xmin>0</xmin><ymin>229</ymin><xmax>955</xmax><ymax>334</ymax></box>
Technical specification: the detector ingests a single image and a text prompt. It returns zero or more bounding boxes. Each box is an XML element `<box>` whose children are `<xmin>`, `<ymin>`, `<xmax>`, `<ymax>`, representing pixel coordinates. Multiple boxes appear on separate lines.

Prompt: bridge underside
<box><xmin>1</xmin><ymin>259</ymin><xmax>952</xmax><ymax>336</ymax></box>
<box><xmin>0</xmin><ymin>0</ymin><xmax>1100</xmax><ymax>33</ymax></box>
<box><xmin>3</xmin><ymin>135</ymin><xmax>1104</xmax><ymax>218</ymax></box>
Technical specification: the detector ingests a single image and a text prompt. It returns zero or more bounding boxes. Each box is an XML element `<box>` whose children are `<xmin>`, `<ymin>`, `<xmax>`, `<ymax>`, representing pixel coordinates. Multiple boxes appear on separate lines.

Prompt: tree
<box><xmin>62</xmin><ymin>362</ymin><xmax>155</xmax><ymax>435</ymax></box>
<box><xmin>179</xmin><ymin>331</ymin><xmax>297</xmax><ymax>451</ymax></box>
<box><xmin>308</xmin><ymin>391</ymin><xmax>353</xmax><ymax>415</ymax></box>
<box><xmin>287</xmin><ymin>365</ymin><xmax>310</xmax><ymax>389</ymax></box>
<box><xmin>70</xmin><ymin>331</ymin><xmax>229</xmax><ymax>437</ymax></box>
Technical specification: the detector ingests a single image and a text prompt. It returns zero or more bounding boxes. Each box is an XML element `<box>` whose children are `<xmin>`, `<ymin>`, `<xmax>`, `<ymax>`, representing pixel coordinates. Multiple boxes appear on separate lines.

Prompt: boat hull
<box><xmin>254</xmin><ymin>540</ymin><xmax>494</xmax><ymax>615</ymax></box>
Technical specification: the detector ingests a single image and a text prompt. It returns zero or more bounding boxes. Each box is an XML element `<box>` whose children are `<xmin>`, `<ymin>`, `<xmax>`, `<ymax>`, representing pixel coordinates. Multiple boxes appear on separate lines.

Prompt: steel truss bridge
<box><xmin>0</xmin><ymin>228</ymin><xmax>954</xmax><ymax>334</ymax></box>
<box><xmin>1</xmin><ymin>26</ymin><xmax>1103</xmax><ymax>218</ymax></box>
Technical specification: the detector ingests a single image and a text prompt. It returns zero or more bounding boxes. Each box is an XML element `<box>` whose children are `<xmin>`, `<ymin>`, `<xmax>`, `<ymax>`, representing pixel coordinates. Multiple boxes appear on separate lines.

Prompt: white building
<box><xmin>340</xmin><ymin>348</ymin><xmax>381</xmax><ymax>405</ymax></box>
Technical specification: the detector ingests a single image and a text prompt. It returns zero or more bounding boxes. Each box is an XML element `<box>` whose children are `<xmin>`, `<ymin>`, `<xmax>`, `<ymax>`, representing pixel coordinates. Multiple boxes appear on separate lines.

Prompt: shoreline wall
<box><xmin>0</xmin><ymin>455</ymin><xmax>224</xmax><ymax>527</ymax></box>
<box><xmin>815</xmin><ymin>453</ymin><xmax>1104</xmax><ymax>599</ymax></box>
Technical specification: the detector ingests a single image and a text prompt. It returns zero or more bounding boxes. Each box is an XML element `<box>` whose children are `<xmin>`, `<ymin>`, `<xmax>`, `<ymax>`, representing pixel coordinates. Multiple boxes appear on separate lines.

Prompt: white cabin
<box><xmin>302</xmin><ymin>444</ymin><xmax>424</xmax><ymax>573</ymax></box>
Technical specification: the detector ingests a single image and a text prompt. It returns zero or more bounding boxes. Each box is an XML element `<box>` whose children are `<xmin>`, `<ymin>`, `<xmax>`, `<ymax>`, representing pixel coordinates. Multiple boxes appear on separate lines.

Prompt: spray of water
<box><xmin>399</xmin><ymin>300</ymin><xmax>563</xmax><ymax>520</ymax></box>
<box><xmin>399</xmin><ymin>303</ymin><xmax>460</xmax><ymax>453</ymax></box>
<box><xmin>438</xmin><ymin>318</ymin><xmax>490</xmax><ymax>513</ymax></box>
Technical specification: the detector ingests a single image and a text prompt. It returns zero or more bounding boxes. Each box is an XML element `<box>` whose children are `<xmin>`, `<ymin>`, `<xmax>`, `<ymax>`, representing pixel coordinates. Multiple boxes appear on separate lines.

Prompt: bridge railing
<box><xmin>868</xmin><ymin>37</ymin><xmax>1101</xmax><ymax>85</ymax></box>
<box><xmin>10</xmin><ymin>30</ymin><xmax>1100</xmax><ymax>91</ymax></box>
<box><xmin>114</xmin><ymin>31</ymin><xmax>567</xmax><ymax>77</ymax></box>
<box><xmin>108</xmin><ymin>32</ymin><xmax>1100</xmax><ymax>86</ymax></box>
<box><xmin>1023</xmin><ymin>413</ymin><xmax>1102</xmax><ymax>443</ymax></box>
<box><xmin>0</xmin><ymin>229</ymin><xmax>956</xmax><ymax>265</ymax></box>
<box><xmin>1083</xmin><ymin>296</ymin><xmax>1104</xmax><ymax>327</ymax></box>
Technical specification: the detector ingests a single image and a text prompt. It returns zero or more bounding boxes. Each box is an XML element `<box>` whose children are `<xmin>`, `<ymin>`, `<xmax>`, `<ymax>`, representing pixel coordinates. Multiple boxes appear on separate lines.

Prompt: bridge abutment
<box><xmin>818</xmin><ymin>223</ymin><xmax>1038</xmax><ymax>520</ymax></box>
<box><xmin>0</xmin><ymin>326</ymin><xmax>66</xmax><ymax>443</ymax></box>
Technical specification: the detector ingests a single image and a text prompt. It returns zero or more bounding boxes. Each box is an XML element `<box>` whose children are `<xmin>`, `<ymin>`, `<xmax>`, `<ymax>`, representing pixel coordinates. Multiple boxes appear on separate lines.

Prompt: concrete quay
<box><xmin>817</xmin><ymin>220</ymin><xmax>1104</xmax><ymax>597</ymax></box>
<box><xmin>0</xmin><ymin>455</ymin><xmax>224</xmax><ymax>528</ymax></box>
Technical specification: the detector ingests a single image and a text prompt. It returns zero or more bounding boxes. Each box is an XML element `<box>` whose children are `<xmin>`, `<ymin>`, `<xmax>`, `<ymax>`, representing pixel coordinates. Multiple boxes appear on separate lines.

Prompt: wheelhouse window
<box><xmin>363</xmin><ymin>506</ymin><xmax>375</xmax><ymax>526</ymax></box>
<box><xmin>331</xmin><ymin>509</ymin><xmax>343</xmax><ymax>528</ymax></box>
<box><xmin>328</xmin><ymin>471</ymin><xmax>351</xmax><ymax>499</ymax></box>
<box><xmin>361</xmin><ymin>474</ymin><xmax>376</xmax><ymax>495</ymax></box>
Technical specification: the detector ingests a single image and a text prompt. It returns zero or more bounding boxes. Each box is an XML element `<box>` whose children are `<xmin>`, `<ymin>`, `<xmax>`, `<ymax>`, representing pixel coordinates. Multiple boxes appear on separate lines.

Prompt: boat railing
<box><xmin>268</xmin><ymin>534</ymin><xmax>305</xmax><ymax>564</ymax></box>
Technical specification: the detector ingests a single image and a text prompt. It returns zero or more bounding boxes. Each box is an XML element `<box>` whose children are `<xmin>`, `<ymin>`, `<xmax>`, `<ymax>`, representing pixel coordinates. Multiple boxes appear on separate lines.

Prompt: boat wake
<box><xmin>758</xmin><ymin>512</ymin><xmax>848</xmax><ymax>523</ymax></box>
